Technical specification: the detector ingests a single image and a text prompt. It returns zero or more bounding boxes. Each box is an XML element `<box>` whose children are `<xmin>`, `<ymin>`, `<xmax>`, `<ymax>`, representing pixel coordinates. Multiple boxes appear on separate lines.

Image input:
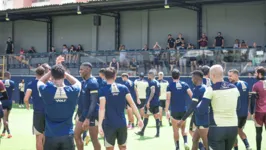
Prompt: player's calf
<box><xmin>74</xmin><ymin>121</ymin><xmax>85</xmax><ymax>150</ymax></box>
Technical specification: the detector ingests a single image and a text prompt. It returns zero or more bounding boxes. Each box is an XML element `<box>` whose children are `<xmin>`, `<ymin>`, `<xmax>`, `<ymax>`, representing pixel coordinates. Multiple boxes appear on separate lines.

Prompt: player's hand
<box><xmin>137</xmin><ymin>99</ymin><xmax>141</xmax><ymax>105</ymax></box>
<box><xmin>98</xmin><ymin>125</ymin><xmax>104</xmax><ymax>137</ymax></box>
<box><xmin>56</xmin><ymin>55</ymin><xmax>65</xmax><ymax>65</ymax></box>
<box><xmin>166</xmin><ymin>111</ymin><xmax>170</xmax><ymax>119</ymax></box>
<box><xmin>177</xmin><ymin>120</ymin><xmax>184</xmax><ymax>127</ymax></box>
<box><xmin>82</xmin><ymin>119</ymin><xmax>90</xmax><ymax>131</ymax></box>
<box><xmin>138</xmin><ymin>120</ymin><xmax>144</xmax><ymax>129</ymax></box>
<box><xmin>146</xmin><ymin>102</ymin><xmax>150</xmax><ymax>109</ymax></box>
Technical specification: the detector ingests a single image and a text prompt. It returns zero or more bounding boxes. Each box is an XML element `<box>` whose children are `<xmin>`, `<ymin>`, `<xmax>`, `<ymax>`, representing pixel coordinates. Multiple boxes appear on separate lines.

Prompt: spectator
<box><xmin>142</xmin><ymin>44</ymin><xmax>148</xmax><ymax>51</ymax></box>
<box><xmin>153</xmin><ymin>42</ymin><xmax>162</xmax><ymax>72</ymax></box>
<box><xmin>233</xmin><ymin>39</ymin><xmax>240</xmax><ymax>48</ymax></box>
<box><xmin>252</xmin><ymin>42</ymin><xmax>257</xmax><ymax>49</ymax></box>
<box><xmin>49</xmin><ymin>46</ymin><xmax>57</xmax><ymax>64</ymax></box>
<box><xmin>241</xmin><ymin>60</ymin><xmax>255</xmax><ymax>75</ymax></box>
<box><xmin>187</xmin><ymin>43</ymin><xmax>197</xmax><ymax>71</ymax></box>
<box><xmin>109</xmin><ymin>57</ymin><xmax>119</xmax><ymax>72</ymax></box>
<box><xmin>70</xmin><ymin>45</ymin><xmax>77</xmax><ymax>64</ymax></box>
<box><xmin>6</xmin><ymin>37</ymin><xmax>14</xmax><ymax>64</ymax></box>
<box><xmin>19</xmin><ymin>48</ymin><xmax>25</xmax><ymax>61</ymax></box>
<box><xmin>62</xmin><ymin>44</ymin><xmax>69</xmax><ymax>62</ymax></box>
<box><xmin>142</xmin><ymin>44</ymin><xmax>150</xmax><ymax>74</ymax></box>
<box><xmin>169</xmin><ymin>49</ymin><xmax>178</xmax><ymax>72</ymax></box>
<box><xmin>198</xmin><ymin>33</ymin><xmax>208</xmax><ymax>49</ymax></box>
<box><xmin>129</xmin><ymin>57</ymin><xmax>139</xmax><ymax>76</ymax></box>
<box><xmin>167</xmin><ymin>34</ymin><xmax>175</xmax><ymax>50</ymax></box>
<box><xmin>119</xmin><ymin>44</ymin><xmax>128</xmax><ymax>69</ymax></box>
<box><xmin>179</xmin><ymin>43</ymin><xmax>187</xmax><ymax>74</ymax></box>
<box><xmin>28</xmin><ymin>46</ymin><xmax>36</xmax><ymax>53</ymax></box>
<box><xmin>67</xmin><ymin>45</ymin><xmax>75</xmax><ymax>63</ymax></box>
<box><xmin>18</xmin><ymin>79</ymin><xmax>25</xmax><ymax>108</ymax></box>
<box><xmin>175</xmin><ymin>33</ymin><xmax>185</xmax><ymax>50</ymax></box>
<box><xmin>213</xmin><ymin>32</ymin><xmax>224</xmax><ymax>48</ymax></box>
<box><xmin>75</xmin><ymin>44</ymin><xmax>84</xmax><ymax>63</ymax></box>
<box><xmin>240</xmin><ymin>40</ymin><xmax>249</xmax><ymax>49</ymax></box>
<box><xmin>77</xmin><ymin>44</ymin><xmax>84</xmax><ymax>52</ymax></box>
<box><xmin>153</xmin><ymin>42</ymin><xmax>161</xmax><ymax>50</ymax></box>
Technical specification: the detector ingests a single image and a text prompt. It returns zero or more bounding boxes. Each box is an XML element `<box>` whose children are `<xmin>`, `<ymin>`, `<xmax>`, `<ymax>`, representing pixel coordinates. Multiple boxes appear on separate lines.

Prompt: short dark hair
<box><xmin>172</xmin><ymin>69</ymin><xmax>180</xmax><ymax>79</ymax></box>
<box><xmin>51</xmin><ymin>65</ymin><xmax>65</xmax><ymax>80</ymax></box>
<box><xmin>36</xmin><ymin>66</ymin><xmax>45</xmax><ymax>76</ymax></box>
<box><xmin>4</xmin><ymin>71</ymin><xmax>10</xmax><ymax>78</ymax></box>
<box><xmin>228</xmin><ymin>69</ymin><xmax>239</xmax><ymax>75</ymax></box>
<box><xmin>121</xmin><ymin>73</ymin><xmax>129</xmax><ymax>78</ymax></box>
<box><xmin>81</xmin><ymin>62</ymin><xmax>92</xmax><ymax>69</ymax></box>
<box><xmin>192</xmin><ymin>70</ymin><xmax>203</xmax><ymax>79</ymax></box>
<box><xmin>201</xmin><ymin>65</ymin><xmax>210</xmax><ymax>76</ymax></box>
<box><xmin>256</xmin><ymin>66</ymin><xmax>265</xmax><ymax>77</ymax></box>
<box><xmin>99</xmin><ymin>68</ymin><xmax>105</xmax><ymax>74</ymax></box>
<box><xmin>105</xmin><ymin>67</ymin><xmax>116</xmax><ymax>80</ymax></box>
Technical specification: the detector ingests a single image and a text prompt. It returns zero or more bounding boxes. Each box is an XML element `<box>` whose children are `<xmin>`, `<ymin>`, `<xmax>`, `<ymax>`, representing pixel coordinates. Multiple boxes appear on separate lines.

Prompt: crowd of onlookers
<box><xmin>4</xmin><ymin>33</ymin><xmax>266</xmax><ymax>76</ymax></box>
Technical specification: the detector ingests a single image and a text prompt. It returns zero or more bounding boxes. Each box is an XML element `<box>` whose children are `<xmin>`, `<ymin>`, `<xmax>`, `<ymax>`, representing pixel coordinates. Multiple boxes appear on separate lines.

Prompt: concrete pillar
<box><xmin>91</xmin><ymin>16</ymin><xmax>99</xmax><ymax>51</ymax></box>
<box><xmin>141</xmin><ymin>10</ymin><xmax>149</xmax><ymax>47</ymax></box>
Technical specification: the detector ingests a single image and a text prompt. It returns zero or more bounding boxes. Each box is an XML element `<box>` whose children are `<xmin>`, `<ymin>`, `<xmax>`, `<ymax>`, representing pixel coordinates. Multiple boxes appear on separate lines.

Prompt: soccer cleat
<box><xmin>246</xmin><ymin>147</ymin><xmax>252</xmax><ymax>150</ymax></box>
<box><xmin>7</xmin><ymin>134</ymin><xmax>12</xmax><ymax>138</ymax></box>
<box><xmin>135</xmin><ymin>131</ymin><xmax>144</xmax><ymax>136</ymax></box>
<box><xmin>84</xmin><ymin>136</ymin><xmax>90</xmax><ymax>146</ymax></box>
<box><xmin>127</xmin><ymin>124</ymin><xmax>132</xmax><ymax>129</ymax></box>
<box><xmin>0</xmin><ymin>133</ymin><xmax>5</xmax><ymax>137</ymax></box>
<box><xmin>184</xmin><ymin>143</ymin><xmax>190</xmax><ymax>150</ymax></box>
<box><xmin>155</xmin><ymin>134</ymin><xmax>159</xmax><ymax>138</ymax></box>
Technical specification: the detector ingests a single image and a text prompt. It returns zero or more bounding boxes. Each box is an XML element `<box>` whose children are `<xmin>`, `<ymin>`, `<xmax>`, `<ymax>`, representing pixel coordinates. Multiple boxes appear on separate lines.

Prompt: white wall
<box><xmin>203</xmin><ymin>2</ymin><xmax>265</xmax><ymax>47</ymax></box>
<box><xmin>14</xmin><ymin>20</ymin><xmax>47</xmax><ymax>53</ymax></box>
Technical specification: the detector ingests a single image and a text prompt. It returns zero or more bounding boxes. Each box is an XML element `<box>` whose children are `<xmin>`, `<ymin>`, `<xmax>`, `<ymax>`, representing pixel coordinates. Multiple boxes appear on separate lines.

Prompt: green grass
<box><xmin>1</xmin><ymin>108</ymin><xmax>266</xmax><ymax>150</ymax></box>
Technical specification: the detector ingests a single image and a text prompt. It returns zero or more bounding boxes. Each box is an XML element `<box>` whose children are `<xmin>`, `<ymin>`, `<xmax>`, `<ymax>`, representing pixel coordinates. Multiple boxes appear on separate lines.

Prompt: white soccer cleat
<box><xmin>246</xmin><ymin>147</ymin><xmax>252</xmax><ymax>150</ymax></box>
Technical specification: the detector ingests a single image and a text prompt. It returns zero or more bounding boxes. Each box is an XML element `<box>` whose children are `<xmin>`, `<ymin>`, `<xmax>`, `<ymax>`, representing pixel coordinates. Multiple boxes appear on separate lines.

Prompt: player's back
<box><xmin>193</xmin><ymin>84</ymin><xmax>208</xmax><ymax>125</ymax></box>
<box><xmin>146</xmin><ymin>79</ymin><xmax>160</xmax><ymax>106</ymax></box>
<box><xmin>99</xmin><ymin>83</ymin><xmax>129</xmax><ymax>128</ymax></box>
<box><xmin>123</xmin><ymin>79</ymin><xmax>136</xmax><ymax>100</ymax></box>
<box><xmin>38</xmin><ymin>82</ymin><xmax>80</xmax><ymax>137</ymax></box>
<box><xmin>252</xmin><ymin>80</ymin><xmax>266</xmax><ymax>113</ymax></box>
<box><xmin>203</xmin><ymin>77</ymin><xmax>211</xmax><ymax>87</ymax></box>
<box><xmin>158</xmin><ymin>79</ymin><xmax>169</xmax><ymax>100</ymax></box>
<box><xmin>209</xmin><ymin>82</ymin><xmax>239</xmax><ymax>127</ymax></box>
<box><xmin>2</xmin><ymin>79</ymin><xmax>15</xmax><ymax>105</ymax></box>
<box><xmin>28</xmin><ymin>79</ymin><xmax>45</xmax><ymax>113</ymax></box>
<box><xmin>235</xmin><ymin>80</ymin><xmax>249</xmax><ymax>117</ymax></box>
<box><xmin>80</xmin><ymin>77</ymin><xmax>99</xmax><ymax>114</ymax></box>
<box><xmin>167</xmin><ymin>81</ymin><xmax>190</xmax><ymax>112</ymax></box>
<box><xmin>134</xmin><ymin>79</ymin><xmax>149</xmax><ymax>99</ymax></box>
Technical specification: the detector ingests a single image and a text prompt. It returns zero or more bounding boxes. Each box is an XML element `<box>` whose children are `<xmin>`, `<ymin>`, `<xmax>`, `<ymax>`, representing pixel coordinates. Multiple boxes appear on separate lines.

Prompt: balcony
<box><xmin>32</xmin><ymin>0</ymin><xmax>50</xmax><ymax>7</ymax></box>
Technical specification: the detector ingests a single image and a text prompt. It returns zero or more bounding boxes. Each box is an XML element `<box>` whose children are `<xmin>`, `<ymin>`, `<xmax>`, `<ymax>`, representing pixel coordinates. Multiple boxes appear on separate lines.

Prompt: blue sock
<box><xmin>198</xmin><ymin>142</ymin><xmax>204</xmax><ymax>149</ymax></box>
<box><xmin>7</xmin><ymin>129</ymin><xmax>10</xmax><ymax>134</ymax></box>
<box><xmin>183</xmin><ymin>135</ymin><xmax>188</xmax><ymax>144</ymax></box>
<box><xmin>234</xmin><ymin>146</ymin><xmax>238</xmax><ymax>150</ymax></box>
<box><xmin>242</xmin><ymin>139</ymin><xmax>250</xmax><ymax>148</ymax></box>
<box><xmin>175</xmin><ymin>141</ymin><xmax>179</xmax><ymax>149</ymax></box>
<box><xmin>141</xmin><ymin>118</ymin><xmax>149</xmax><ymax>133</ymax></box>
<box><xmin>155</xmin><ymin>119</ymin><xmax>160</xmax><ymax>135</ymax></box>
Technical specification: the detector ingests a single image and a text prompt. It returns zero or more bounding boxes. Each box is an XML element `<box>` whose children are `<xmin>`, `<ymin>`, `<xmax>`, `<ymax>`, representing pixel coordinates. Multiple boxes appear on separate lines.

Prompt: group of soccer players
<box><xmin>0</xmin><ymin>54</ymin><xmax>266</xmax><ymax>150</ymax></box>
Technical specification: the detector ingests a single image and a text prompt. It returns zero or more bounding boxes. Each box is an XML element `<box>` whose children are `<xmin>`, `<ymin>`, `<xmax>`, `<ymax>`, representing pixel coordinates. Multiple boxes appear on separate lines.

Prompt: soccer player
<box><xmin>201</xmin><ymin>65</ymin><xmax>211</xmax><ymax>87</ymax></box>
<box><xmin>0</xmin><ymin>80</ymin><xmax>8</xmax><ymax>134</ymax></box>
<box><xmin>98</xmin><ymin>68</ymin><xmax>107</xmax><ymax>89</ymax></box>
<box><xmin>165</xmin><ymin>69</ymin><xmax>192</xmax><ymax>150</ymax></box>
<box><xmin>197</xmin><ymin>65</ymin><xmax>239</xmax><ymax>150</ymax></box>
<box><xmin>177</xmin><ymin>70</ymin><xmax>208</xmax><ymax>150</ymax></box>
<box><xmin>98</xmin><ymin>67</ymin><xmax>143</xmax><ymax>150</ymax></box>
<box><xmin>121</xmin><ymin>73</ymin><xmax>139</xmax><ymax>129</ymax></box>
<box><xmin>38</xmin><ymin>63</ymin><xmax>81</xmax><ymax>150</ymax></box>
<box><xmin>228</xmin><ymin>69</ymin><xmax>252</xmax><ymax>150</ymax></box>
<box><xmin>134</xmin><ymin>72</ymin><xmax>149</xmax><ymax>119</ymax></box>
<box><xmin>74</xmin><ymin>62</ymin><xmax>101</xmax><ymax>150</ymax></box>
<box><xmin>250</xmin><ymin>66</ymin><xmax>266</xmax><ymax>150</ymax></box>
<box><xmin>136</xmin><ymin>70</ymin><xmax>161</xmax><ymax>137</ymax></box>
<box><xmin>157</xmin><ymin>72</ymin><xmax>169</xmax><ymax>126</ymax></box>
<box><xmin>1</xmin><ymin>72</ymin><xmax>15</xmax><ymax>138</ymax></box>
<box><xmin>24</xmin><ymin>66</ymin><xmax>46</xmax><ymax>150</ymax></box>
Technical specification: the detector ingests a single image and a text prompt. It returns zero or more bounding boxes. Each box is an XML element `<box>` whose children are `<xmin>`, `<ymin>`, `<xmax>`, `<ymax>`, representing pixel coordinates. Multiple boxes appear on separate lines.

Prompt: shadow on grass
<box><xmin>136</xmin><ymin>136</ymin><xmax>155</xmax><ymax>141</ymax></box>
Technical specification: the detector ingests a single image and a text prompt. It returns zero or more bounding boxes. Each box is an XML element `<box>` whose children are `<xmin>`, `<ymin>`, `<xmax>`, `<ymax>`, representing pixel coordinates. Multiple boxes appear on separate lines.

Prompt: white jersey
<box><xmin>134</xmin><ymin>78</ymin><xmax>149</xmax><ymax>99</ymax></box>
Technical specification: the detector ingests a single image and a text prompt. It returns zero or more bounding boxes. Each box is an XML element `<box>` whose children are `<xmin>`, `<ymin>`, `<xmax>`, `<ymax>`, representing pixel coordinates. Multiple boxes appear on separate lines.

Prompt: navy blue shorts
<box><xmin>0</xmin><ymin>106</ymin><xmax>3</xmax><ymax>119</ymax></box>
<box><xmin>79</xmin><ymin>112</ymin><xmax>98</xmax><ymax>126</ymax></box>
<box><xmin>208</xmin><ymin>127</ymin><xmax>238</xmax><ymax>150</ymax></box>
<box><xmin>33</xmin><ymin>112</ymin><xmax>45</xmax><ymax>135</ymax></box>
<box><xmin>104</xmin><ymin>126</ymin><xmax>127</xmax><ymax>147</ymax></box>
<box><xmin>2</xmin><ymin>104</ymin><xmax>12</xmax><ymax>111</ymax></box>
<box><xmin>145</xmin><ymin>106</ymin><xmax>159</xmax><ymax>115</ymax></box>
<box><xmin>44</xmin><ymin>135</ymin><xmax>74</xmax><ymax>150</ymax></box>
<box><xmin>171</xmin><ymin>111</ymin><xmax>186</xmax><ymax>120</ymax></box>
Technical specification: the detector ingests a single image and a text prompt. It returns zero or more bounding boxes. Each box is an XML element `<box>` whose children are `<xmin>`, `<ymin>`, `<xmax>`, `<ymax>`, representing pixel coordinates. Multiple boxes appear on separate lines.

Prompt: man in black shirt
<box><xmin>167</xmin><ymin>34</ymin><xmax>175</xmax><ymax>50</ymax></box>
<box><xmin>6</xmin><ymin>37</ymin><xmax>13</xmax><ymax>54</ymax></box>
<box><xmin>176</xmin><ymin>34</ymin><xmax>185</xmax><ymax>50</ymax></box>
<box><xmin>213</xmin><ymin>32</ymin><xmax>224</xmax><ymax>48</ymax></box>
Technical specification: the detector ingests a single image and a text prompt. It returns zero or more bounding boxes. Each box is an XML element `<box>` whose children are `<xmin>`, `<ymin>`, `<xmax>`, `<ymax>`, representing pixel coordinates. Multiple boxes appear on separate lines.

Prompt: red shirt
<box><xmin>252</xmin><ymin>80</ymin><xmax>266</xmax><ymax>112</ymax></box>
<box><xmin>199</xmin><ymin>37</ymin><xmax>208</xmax><ymax>47</ymax></box>
<box><xmin>20</xmin><ymin>49</ymin><xmax>24</xmax><ymax>55</ymax></box>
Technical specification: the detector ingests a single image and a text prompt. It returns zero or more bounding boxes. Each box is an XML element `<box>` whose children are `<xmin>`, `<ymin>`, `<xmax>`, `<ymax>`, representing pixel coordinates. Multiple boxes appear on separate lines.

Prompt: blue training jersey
<box><xmin>234</xmin><ymin>80</ymin><xmax>249</xmax><ymax>117</ymax></box>
<box><xmin>146</xmin><ymin>79</ymin><xmax>160</xmax><ymax>106</ymax></box>
<box><xmin>97</xmin><ymin>78</ymin><xmax>107</xmax><ymax>89</ymax></box>
<box><xmin>38</xmin><ymin>81</ymin><xmax>81</xmax><ymax>137</ymax></box>
<box><xmin>2</xmin><ymin>79</ymin><xmax>15</xmax><ymax>106</ymax></box>
<box><xmin>27</xmin><ymin>79</ymin><xmax>45</xmax><ymax>113</ymax></box>
<box><xmin>167</xmin><ymin>81</ymin><xmax>190</xmax><ymax>112</ymax></box>
<box><xmin>192</xmin><ymin>85</ymin><xmax>208</xmax><ymax>126</ymax></box>
<box><xmin>122</xmin><ymin>79</ymin><xmax>136</xmax><ymax>101</ymax></box>
<box><xmin>80</xmin><ymin>77</ymin><xmax>99</xmax><ymax>118</ymax></box>
<box><xmin>99</xmin><ymin>83</ymin><xmax>129</xmax><ymax>128</ymax></box>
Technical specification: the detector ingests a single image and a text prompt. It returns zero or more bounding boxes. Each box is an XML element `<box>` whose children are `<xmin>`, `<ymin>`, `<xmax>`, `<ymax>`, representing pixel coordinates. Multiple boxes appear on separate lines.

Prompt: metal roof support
<box><xmin>115</xmin><ymin>12</ymin><xmax>120</xmax><ymax>50</ymax></box>
<box><xmin>46</xmin><ymin>17</ymin><xmax>53</xmax><ymax>52</ymax></box>
<box><xmin>197</xmin><ymin>4</ymin><xmax>202</xmax><ymax>48</ymax></box>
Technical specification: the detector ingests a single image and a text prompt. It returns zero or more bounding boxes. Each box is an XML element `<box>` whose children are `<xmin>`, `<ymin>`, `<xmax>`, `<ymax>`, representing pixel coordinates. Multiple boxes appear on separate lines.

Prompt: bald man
<box><xmin>196</xmin><ymin>65</ymin><xmax>239</xmax><ymax>150</ymax></box>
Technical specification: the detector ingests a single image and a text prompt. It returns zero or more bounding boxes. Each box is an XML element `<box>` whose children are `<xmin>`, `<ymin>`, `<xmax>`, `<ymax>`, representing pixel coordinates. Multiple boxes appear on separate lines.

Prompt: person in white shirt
<box><xmin>157</xmin><ymin>72</ymin><xmax>169</xmax><ymax>126</ymax></box>
<box><xmin>19</xmin><ymin>79</ymin><xmax>25</xmax><ymax>108</ymax></box>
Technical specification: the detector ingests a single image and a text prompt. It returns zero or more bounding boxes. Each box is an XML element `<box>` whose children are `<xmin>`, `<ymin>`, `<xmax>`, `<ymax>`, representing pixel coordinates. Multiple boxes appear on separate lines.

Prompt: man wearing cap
<box><xmin>134</xmin><ymin>72</ymin><xmax>149</xmax><ymax>119</ymax></box>
<box><xmin>121</xmin><ymin>73</ymin><xmax>140</xmax><ymax>129</ymax></box>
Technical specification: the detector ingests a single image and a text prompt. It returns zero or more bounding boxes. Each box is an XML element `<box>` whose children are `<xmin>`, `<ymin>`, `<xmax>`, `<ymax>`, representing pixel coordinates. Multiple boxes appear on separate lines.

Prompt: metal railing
<box><xmin>5</xmin><ymin>48</ymin><xmax>266</xmax><ymax>76</ymax></box>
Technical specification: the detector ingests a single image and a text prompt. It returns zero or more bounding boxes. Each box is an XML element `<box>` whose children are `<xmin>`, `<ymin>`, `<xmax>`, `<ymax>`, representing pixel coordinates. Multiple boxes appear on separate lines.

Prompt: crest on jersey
<box><xmin>176</xmin><ymin>82</ymin><xmax>182</xmax><ymax>89</ymax></box>
<box><xmin>4</xmin><ymin>80</ymin><xmax>10</xmax><ymax>88</ymax></box>
<box><xmin>111</xmin><ymin>83</ymin><xmax>120</xmax><ymax>96</ymax></box>
<box><xmin>239</xmin><ymin>81</ymin><xmax>247</xmax><ymax>91</ymax></box>
<box><xmin>54</xmin><ymin>87</ymin><xmax>68</xmax><ymax>102</ymax></box>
